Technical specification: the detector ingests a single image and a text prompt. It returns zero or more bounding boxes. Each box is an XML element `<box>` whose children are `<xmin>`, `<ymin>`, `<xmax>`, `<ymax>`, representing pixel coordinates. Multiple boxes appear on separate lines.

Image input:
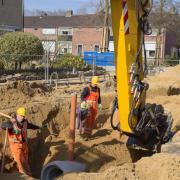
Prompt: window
<box><xmin>42</xmin><ymin>28</ymin><xmax>56</xmax><ymax>35</ymax></box>
<box><xmin>62</xmin><ymin>31</ymin><xmax>68</xmax><ymax>35</ymax></box>
<box><xmin>42</xmin><ymin>41</ymin><xmax>56</xmax><ymax>53</ymax></box>
<box><xmin>58</xmin><ymin>28</ymin><xmax>73</xmax><ymax>35</ymax></box>
<box><xmin>58</xmin><ymin>42</ymin><xmax>72</xmax><ymax>54</ymax></box>
<box><xmin>149</xmin><ymin>50</ymin><xmax>155</xmax><ymax>57</ymax></box>
<box><xmin>94</xmin><ymin>45</ymin><xmax>100</xmax><ymax>52</ymax></box>
<box><xmin>77</xmin><ymin>45</ymin><xmax>83</xmax><ymax>56</ymax></box>
<box><xmin>64</xmin><ymin>48</ymin><xmax>68</xmax><ymax>54</ymax></box>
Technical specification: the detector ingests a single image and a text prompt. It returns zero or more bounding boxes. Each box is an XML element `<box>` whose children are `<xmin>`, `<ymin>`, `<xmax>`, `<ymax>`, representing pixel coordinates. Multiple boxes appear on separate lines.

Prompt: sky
<box><xmin>24</xmin><ymin>0</ymin><xmax>97</xmax><ymax>13</ymax></box>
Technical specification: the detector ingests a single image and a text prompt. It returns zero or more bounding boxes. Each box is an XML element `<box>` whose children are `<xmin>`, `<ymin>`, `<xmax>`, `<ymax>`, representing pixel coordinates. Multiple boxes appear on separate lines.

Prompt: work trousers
<box><xmin>84</xmin><ymin>102</ymin><xmax>98</xmax><ymax>138</ymax></box>
<box><xmin>9</xmin><ymin>141</ymin><xmax>32</xmax><ymax>176</ymax></box>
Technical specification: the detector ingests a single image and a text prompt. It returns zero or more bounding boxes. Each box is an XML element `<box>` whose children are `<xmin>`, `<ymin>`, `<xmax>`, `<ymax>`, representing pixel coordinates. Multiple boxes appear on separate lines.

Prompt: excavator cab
<box><xmin>110</xmin><ymin>0</ymin><xmax>173</xmax><ymax>152</ymax></box>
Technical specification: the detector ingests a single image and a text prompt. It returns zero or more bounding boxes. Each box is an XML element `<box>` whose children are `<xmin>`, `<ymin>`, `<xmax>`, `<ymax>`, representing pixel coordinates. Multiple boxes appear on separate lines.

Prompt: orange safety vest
<box><xmin>85</xmin><ymin>85</ymin><xmax>99</xmax><ymax>103</ymax></box>
<box><xmin>8</xmin><ymin>120</ymin><xmax>28</xmax><ymax>143</ymax></box>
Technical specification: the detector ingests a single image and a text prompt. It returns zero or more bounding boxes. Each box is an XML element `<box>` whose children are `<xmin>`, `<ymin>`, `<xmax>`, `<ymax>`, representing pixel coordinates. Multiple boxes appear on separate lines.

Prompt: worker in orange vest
<box><xmin>80</xmin><ymin>76</ymin><xmax>102</xmax><ymax>141</ymax></box>
<box><xmin>1</xmin><ymin>107</ymin><xmax>40</xmax><ymax>176</ymax></box>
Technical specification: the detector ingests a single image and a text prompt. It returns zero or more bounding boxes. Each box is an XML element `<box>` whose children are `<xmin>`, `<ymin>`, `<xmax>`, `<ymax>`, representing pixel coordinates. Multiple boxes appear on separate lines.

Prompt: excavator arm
<box><xmin>110</xmin><ymin>0</ymin><xmax>172</xmax><ymax>151</ymax></box>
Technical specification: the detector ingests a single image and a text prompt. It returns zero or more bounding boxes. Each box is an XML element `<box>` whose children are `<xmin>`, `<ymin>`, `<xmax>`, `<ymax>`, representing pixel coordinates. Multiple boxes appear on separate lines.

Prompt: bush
<box><xmin>0</xmin><ymin>32</ymin><xmax>44</xmax><ymax>70</ymax></box>
<box><xmin>0</xmin><ymin>60</ymin><xmax>4</xmax><ymax>70</ymax></box>
<box><xmin>53</xmin><ymin>54</ymin><xmax>84</xmax><ymax>70</ymax></box>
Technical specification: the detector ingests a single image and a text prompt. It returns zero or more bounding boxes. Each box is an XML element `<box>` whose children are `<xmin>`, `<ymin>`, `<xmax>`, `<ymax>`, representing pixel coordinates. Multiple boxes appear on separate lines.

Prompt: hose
<box><xmin>110</xmin><ymin>96</ymin><xmax>120</xmax><ymax>131</ymax></box>
<box><xmin>128</xmin><ymin>0</ymin><xmax>153</xmax><ymax>129</ymax></box>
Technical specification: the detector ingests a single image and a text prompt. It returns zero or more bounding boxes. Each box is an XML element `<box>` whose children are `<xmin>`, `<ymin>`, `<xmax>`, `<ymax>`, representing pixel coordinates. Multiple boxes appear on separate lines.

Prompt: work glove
<box><xmin>98</xmin><ymin>104</ymin><xmax>102</xmax><ymax>111</ymax></box>
<box><xmin>80</xmin><ymin>101</ymin><xmax>89</xmax><ymax>109</ymax></box>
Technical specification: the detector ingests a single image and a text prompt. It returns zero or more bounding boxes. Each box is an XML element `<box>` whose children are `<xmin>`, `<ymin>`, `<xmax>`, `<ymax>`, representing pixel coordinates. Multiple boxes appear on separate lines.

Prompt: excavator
<box><xmin>41</xmin><ymin>0</ymin><xmax>173</xmax><ymax>179</ymax></box>
<box><xmin>110</xmin><ymin>0</ymin><xmax>172</xmax><ymax>152</ymax></box>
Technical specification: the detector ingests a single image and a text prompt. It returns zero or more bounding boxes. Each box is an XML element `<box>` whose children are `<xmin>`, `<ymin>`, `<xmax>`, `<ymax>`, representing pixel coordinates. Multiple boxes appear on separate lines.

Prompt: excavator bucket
<box><xmin>40</xmin><ymin>161</ymin><xmax>86</xmax><ymax>180</ymax></box>
<box><xmin>126</xmin><ymin>106</ymin><xmax>173</xmax><ymax>152</ymax></box>
<box><xmin>127</xmin><ymin>136</ymin><xmax>159</xmax><ymax>152</ymax></box>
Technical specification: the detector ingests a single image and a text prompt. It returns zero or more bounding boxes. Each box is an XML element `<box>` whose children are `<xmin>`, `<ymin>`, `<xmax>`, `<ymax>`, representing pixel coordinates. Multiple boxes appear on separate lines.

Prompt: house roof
<box><xmin>24</xmin><ymin>14</ymin><xmax>105</xmax><ymax>28</ymax></box>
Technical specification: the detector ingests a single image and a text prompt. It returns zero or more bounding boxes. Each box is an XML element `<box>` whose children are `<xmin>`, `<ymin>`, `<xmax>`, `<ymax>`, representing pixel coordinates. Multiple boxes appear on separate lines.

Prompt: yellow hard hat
<box><xmin>92</xmin><ymin>76</ymin><xmax>99</xmax><ymax>85</ymax></box>
<box><xmin>17</xmin><ymin>107</ymin><xmax>26</xmax><ymax>117</ymax></box>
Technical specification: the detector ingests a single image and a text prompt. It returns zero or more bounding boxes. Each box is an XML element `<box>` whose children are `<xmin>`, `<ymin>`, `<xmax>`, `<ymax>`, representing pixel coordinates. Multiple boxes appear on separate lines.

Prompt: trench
<box><xmin>0</xmin><ymin>82</ymin><xmax>153</xmax><ymax>179</ymax></box>
<box><xmin>0</xmin><ymin>99</ymin><xmax>153</xmax><ymax>179</ymax></box>
<box><xmin>27</xmin><ymin>104</ymin><xmax>153</xmax><ymax>179</ymax></box>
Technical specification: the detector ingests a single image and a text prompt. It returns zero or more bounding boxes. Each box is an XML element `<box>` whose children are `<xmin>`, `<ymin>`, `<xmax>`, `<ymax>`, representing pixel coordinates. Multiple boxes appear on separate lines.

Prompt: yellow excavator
<box><xmin>110</xmin><ymin>0</ymin><xmax>172</xmax><ymax>152</ymax></box>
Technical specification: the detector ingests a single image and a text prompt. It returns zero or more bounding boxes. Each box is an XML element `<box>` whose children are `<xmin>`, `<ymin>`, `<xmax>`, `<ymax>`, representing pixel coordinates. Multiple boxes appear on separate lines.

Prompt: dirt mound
<box><xmin>60</xmin><ymin>150</ymin><xmax>180</xmax><ymax>180</ymax></box>
<box><xmin>147</xmin><ymin>65</ymin><xmax>180</xmax><ymax>98</ymax></box>
<box><xmin>0</xmin><ymin>81</ymin><xmax>50</xmax><ymax>110</ymax></box>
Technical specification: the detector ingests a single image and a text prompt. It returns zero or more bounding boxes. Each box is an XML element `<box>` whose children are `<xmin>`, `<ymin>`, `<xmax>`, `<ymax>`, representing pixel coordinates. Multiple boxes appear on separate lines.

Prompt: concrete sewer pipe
<box><xmin>40</xmin><ymin>161</ymin><xmax>86</xmax><ymax>180</ymax></box>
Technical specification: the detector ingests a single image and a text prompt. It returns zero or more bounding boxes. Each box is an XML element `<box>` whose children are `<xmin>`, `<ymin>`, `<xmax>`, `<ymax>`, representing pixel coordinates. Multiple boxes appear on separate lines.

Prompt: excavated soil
<box><xmin>0</xmin><ymin>65</ymin><xmax>180</xmax><ymax>180</ymax></box>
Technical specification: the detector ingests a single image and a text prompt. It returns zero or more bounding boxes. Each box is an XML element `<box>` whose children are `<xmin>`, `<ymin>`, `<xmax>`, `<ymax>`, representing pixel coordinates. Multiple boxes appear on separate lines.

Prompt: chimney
<box><xmin>66</xmin><ymin>10</ymin><xmax>73</xmax><ymax>17</ymax></box>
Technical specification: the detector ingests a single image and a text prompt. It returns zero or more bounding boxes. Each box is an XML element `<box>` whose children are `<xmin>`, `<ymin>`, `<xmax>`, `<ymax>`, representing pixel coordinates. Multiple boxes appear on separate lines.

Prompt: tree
<box><xmin>53</xmin><ymin>54</ymin><xmax>84</xmax><ymax>70</ymax></box>
<box><xmin>149</xmin><ymin>0</ymin><xmax>180</xmax><ymax>62</ymax></box>
<box><xmin>0</xmin><ymin>60</ymin><xmax>4</xmax><ymax>70</ymax></box>
<box><xmin>25</xmin><ymin>9</ymin><xmax>66</xmax><ymax>16</ymax></box>
<box><xmin>0</xmin><ymin>32</ymin><xmax>44</xmax><ymax>70</ymax></box>
<box><xmin>77</xmin><ymin>7</ymin><xmax>88</xmax><ymax>15</ymax></box>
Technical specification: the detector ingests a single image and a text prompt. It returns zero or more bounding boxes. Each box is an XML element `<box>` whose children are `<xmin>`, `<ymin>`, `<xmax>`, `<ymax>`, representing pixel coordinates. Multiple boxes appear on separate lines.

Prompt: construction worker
<box><xmin>1</xmin><ymin>107</ymin><xmax>40</xmax><ymax>176</ymax></box>
<box><xmin>80</xmin><ymin>76</ymin><xmax>102</xmax><ymax>140</ymax></box>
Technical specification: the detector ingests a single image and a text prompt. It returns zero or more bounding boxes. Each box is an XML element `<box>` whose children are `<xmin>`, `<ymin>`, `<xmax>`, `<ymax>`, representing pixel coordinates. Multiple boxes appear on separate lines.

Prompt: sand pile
<box><xmin>146</xmin><ymin>65</ymin><xmax>180</xmax><ymax>98</ymax></box>
<box><xmin>0</xmin><ymin>81</ymin><xmax>50</xmax><ymax>110</ymax></box>
<box><xmin>146</xmin><ymin>65</ymin><xmax>180</xmax><ymax>129</ymax></box>
<box><xmin>59</xmin><ymin>134</ymin><xmax>180</xmax><ymax>180</ymax></box>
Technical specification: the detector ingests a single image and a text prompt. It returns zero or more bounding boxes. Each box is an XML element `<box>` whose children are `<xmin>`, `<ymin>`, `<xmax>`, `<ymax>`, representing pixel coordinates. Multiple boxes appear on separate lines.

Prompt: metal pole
<box><xmin>93</xmin><ymin>54</ymin><xmax>95</xmax><ymax>76</ymax></box>
<box><xmin>45</xmin><ymin>51</ymin><xmax>47</xmax><ymax>81</ymax></box>
<box><xmin>68</xmin><ymin>94</ymin><xmax>77</xmax><ymax>161</ymax></box>
<box><xmin>22</xmin><ymin>0</ymin><xmax>24</xmax><ymax>32</ymax></box>
<box><xmin>47</xmin><ymin>50</ymin><xmax>49</xmax><ymax>83</ymax></box>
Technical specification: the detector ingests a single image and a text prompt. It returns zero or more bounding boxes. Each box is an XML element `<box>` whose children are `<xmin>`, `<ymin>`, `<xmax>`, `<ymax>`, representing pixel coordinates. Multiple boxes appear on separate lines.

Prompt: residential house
<box><xmin>24</xmin><ymin>12</ymin><xmax>104</xmax><ymax>56</ymax></box>
<box><xmin>24</xmin><ymin>12</ymin><xmax>167</xmax><ymax>64</ymax></box>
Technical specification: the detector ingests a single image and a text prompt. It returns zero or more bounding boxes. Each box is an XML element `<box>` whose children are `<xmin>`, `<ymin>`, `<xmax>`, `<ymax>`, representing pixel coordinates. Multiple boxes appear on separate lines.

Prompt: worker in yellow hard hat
<box><xmin>79</xmin><ymin>76</ymin><xmax>102</xmax><ymax>141</ymax></box>
<box><xmin>1</xmin><ymin>107</ymin><xmax>40</xmax><ymax>176</ymax></box>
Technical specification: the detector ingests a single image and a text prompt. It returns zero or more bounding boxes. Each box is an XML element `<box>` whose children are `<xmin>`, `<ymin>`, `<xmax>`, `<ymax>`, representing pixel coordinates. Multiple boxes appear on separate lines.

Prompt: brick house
<box><xmin>0</xmin><ymin>0</ymin><xmax>23</xmax><ymax>34</ymax></box>
<box><xmin>24</xmin><ymin>13</ymin><xmax>104</xmax><ymax>56</ymax></box>
<box><xmin>24</xmin><ymin>12</ymin><xmax>166</xmax><ymax>62</ymax></box>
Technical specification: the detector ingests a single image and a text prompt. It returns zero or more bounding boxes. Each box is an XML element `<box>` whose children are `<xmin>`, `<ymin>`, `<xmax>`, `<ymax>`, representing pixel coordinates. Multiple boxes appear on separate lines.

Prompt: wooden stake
<box><xmin>1</xmin><ymin>128</ymin><xmax>8</xmax><ymax>173</ymax></box>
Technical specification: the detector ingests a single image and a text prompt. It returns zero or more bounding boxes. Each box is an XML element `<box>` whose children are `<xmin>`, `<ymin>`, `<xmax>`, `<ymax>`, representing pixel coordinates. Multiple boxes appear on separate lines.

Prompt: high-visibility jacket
<box><xmin>8</xmin><ymin>121</ymin><xmax>28</xmax><ymax>143</ymax></box>
<box><xmin>83</xmin><ymin>85</ymin><xmax>100</xmax><ymax>137</ymax></box>
<box><xmin>81</xmin><ymin>84</ymin><xmax>101</xmax><ymax>104</ymax></box>
<box><xmin>85</xmin><ymin>85</ymin><xmax>100</xmax><ymax>105</ymax></box>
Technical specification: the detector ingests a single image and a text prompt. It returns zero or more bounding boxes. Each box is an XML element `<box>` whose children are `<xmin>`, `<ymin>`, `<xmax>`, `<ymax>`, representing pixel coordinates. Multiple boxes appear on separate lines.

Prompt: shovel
<box><xmin>0</xmin><ymin>112</ymin><xmax>11</xmax><ymax>173</ymax></box>
<box><xmin>0</xmin><ymin>128</ymin><xmax>8</xmax><ymax>173</ymax></box>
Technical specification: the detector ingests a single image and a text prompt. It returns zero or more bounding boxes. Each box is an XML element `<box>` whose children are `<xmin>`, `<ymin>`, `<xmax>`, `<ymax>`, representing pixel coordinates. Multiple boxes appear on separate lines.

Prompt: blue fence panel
<box><xmin>83</xmin><ymin>51</ymin><xmax>115</xmax><ymax>66</ymax></box>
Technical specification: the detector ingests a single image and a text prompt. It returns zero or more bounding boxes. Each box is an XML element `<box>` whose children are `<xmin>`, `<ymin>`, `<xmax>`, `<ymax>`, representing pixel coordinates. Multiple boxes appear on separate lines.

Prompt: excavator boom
<box><xmin>111</xmin><ymin>0</ymin><xmax>149</xmax><ymax>134</ymax></box>
<box><xmin>110</xmin><ymin>0</ymin><xmax>172</xmax><ymax>151</ymax></box>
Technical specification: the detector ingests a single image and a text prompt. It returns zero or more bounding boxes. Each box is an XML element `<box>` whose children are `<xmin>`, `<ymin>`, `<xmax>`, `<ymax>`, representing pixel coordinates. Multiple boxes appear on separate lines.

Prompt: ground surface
<box><xmin>0</xmin><ymin>65</ymin><xmax>180</xmax><ymax>180</ymax></box>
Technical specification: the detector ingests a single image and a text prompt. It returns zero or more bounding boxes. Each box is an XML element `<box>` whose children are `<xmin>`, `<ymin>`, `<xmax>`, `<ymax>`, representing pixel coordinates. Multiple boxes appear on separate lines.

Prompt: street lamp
<box><xmin>22</xmin><ymin>0</ymin><xmax>24</xmax><ymax>32</ymax></box>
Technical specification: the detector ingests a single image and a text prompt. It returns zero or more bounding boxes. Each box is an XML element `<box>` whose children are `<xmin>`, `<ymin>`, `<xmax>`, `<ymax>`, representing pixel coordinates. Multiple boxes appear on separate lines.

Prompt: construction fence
<box><xmin>0</xmin><ymin>53</ymin><xmax>180</xmax><ymax>83</ymax></box>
